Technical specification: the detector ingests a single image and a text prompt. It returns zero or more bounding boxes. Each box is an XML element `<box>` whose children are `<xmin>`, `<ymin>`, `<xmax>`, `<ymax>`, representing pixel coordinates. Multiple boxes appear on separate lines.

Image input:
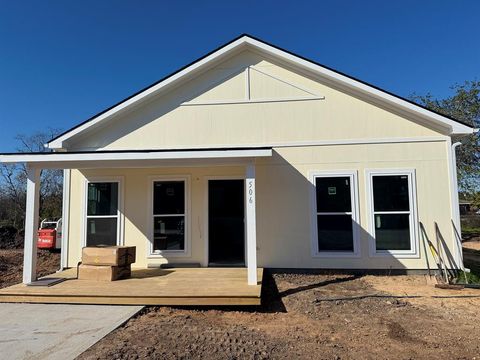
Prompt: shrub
<box><xmin>0</xmin><ymin>225</ymin><xmax>21</xmax><ymax>249</ymax></box>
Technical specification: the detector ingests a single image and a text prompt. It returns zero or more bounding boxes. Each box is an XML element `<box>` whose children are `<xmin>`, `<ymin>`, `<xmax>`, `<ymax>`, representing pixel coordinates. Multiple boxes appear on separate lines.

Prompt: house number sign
<box><xmin>247</xmin><ymin>179</ymin><xmax>254</xmax><ymax>204</ymax></box>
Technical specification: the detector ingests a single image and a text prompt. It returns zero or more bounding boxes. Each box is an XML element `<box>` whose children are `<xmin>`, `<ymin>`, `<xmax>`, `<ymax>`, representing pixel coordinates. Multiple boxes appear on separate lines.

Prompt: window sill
<box><xmin>312</xmin><ymin>252</ymin><xmax>361</xmax><ymax>258</ymax></box>
<box><xmin>369</xmin><ymin>251</ymin><xmax>420</xmax><ymax>259</ymax></box>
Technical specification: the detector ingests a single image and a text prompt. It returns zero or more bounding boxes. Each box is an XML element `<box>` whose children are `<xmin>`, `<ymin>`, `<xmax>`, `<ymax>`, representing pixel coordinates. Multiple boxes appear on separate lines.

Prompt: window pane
<box><xmin>316</xmin><ymin>177</ymin><xmax>352</xmax><ymax>213</ymax></box>
<box><xmin>86</xmin><ymin>218</ymin><xmax>117</xmax><ymax>246</ymax></box>
<box><xmin>87</xmin><ymin>182</ymin><xmax>118</xmax><ymax>216</ymax></box>
<box><xmin>373</xmin><ymin>175</ymin><xmax>409</xmax><ymax>212</ymax></box>
<box><xmin>375</xmin><ymin>214</ymin><xmax>411</xmax><ymax>251</ymax></box>
<box><xmin>153</xmin><ymin>216</ymin><xmax>185</xmax><ymax>251</ymax></box>
<box><xmin>317</xmin><ymin>215</ymin><xmax>354</xmax><ymax>252</ymax></box>
<box><xmin>153</xmin><ymin>181</ymin><xmax>185</xmax><ymax>215</ymax></box>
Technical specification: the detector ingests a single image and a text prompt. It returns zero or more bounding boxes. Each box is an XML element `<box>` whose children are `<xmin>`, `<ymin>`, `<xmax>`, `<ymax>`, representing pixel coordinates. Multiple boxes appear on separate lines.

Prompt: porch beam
<box><xmin>23</xmin><ymin>165</ymin><xmax>40</xmax><ymax>284</ymax></box>
<box><xmin>246</xmin><ymin>163</ymin><xmax>257</xmax><ymax>285</ymax></box>
<box><xmin>0</xmin><ymin>148</ymin><xmax>273</xmax><ymax>164</ymax></box>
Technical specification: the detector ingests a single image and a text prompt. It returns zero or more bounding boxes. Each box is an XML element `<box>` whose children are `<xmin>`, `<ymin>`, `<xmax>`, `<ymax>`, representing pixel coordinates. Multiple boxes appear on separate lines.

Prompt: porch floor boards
<box><xmin>0</xmin><ymin>267</ymin><xmax>263</xmax><ymax>306</ymax></box>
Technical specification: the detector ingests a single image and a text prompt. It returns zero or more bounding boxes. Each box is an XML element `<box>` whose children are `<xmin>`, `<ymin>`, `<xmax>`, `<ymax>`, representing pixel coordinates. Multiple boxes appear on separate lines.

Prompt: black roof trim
<box><xmin>48</xmin><ymin>34</ymin><xmax>474</xmax><ymax>145</ymax></box>
<box><xmin>0</xmin><ymin>146</ymin><xmax>272</xmax><ymax>156</ymax></box>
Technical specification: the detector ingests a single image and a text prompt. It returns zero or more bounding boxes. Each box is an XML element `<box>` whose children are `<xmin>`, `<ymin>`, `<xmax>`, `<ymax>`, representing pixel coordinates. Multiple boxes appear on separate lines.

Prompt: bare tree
<box><xmin>0</xmin><ymin>128</ymin><xmax>63</xmax><ymax>230</ymax></box>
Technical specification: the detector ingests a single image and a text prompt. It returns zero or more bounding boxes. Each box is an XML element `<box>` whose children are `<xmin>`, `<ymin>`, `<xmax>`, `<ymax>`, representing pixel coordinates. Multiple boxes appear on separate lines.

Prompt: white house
<box><xmin>1</xmin><ymin>34</ymin><xmax>476</xmax><ymax>287</ymax></box>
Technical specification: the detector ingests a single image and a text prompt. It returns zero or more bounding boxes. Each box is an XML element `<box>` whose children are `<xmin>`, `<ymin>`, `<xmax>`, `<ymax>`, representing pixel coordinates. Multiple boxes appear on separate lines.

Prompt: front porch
<box><xmin>0</xmin><ymin>148</ymin><xmax>272</xmax><ymax>289</ymax></box>
<box><xmin>0</xmin><ymin>267</ymin><xmax>264</xmax><ymax>306</ymax></box>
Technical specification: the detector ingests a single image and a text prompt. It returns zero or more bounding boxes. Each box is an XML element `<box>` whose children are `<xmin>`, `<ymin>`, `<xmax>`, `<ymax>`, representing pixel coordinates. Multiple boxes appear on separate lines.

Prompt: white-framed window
<box><xmin>366</xmin><ymin>169</ymin><xmax>418</xmax><ymax>257</ymax></box>
<box><xmin>310</xmin><ymin>171</ymin><xmax>360</xmax><ymax>257</ymax></box>
<box><xmin>83</xmin><ymin>178</ymin><xmax>123</xmax><ymax>247</ymax></box>
<box><xmin>148</xmin><ymin>176</ymin><xmax>190</xmax><ymax>257</ymax></box>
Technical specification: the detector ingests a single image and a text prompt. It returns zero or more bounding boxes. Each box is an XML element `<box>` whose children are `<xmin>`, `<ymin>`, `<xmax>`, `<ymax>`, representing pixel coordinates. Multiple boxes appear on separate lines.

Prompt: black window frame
<box><xmin>151</xmin><ymin>179</ymin><xmax>187</xmax><ymax>254</ymax></box>
<box><xmin>368</xmin><ymin>170</ymin><xmax>417</xmax><ymax>256</ymax></box>
<box><xmin>312</xmin><ymin>172</ymin><xmax>359</xmax><ymax>256</ymax></box>
<box><xmin>85</xmin><ymin>180</ymin><xmax>120</xmax><ymax>247</ymax></box>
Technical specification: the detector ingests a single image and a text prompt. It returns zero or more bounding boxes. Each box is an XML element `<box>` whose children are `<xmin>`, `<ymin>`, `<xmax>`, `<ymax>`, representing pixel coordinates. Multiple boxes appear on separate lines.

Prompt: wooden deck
<box><xmin>0</xmin><ymin>267</ymin><xmax>263</xmax><ymax>306</ymax></box>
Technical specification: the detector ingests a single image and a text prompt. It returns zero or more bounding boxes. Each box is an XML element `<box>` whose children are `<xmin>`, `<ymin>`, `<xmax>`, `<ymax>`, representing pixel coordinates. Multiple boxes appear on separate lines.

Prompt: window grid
<box><xmin>86</xmin><ymin>214</ymin><xmax>118</xmax><ymax>219</ymax></box>
<box><xmin>153</xmin><ymin>213</ymin><xmax>185</xmax><ymax>217</ymax></box>
<box><xmin>317</xmin><ymin>212</ymin><xmax>353</xmax><ymax>216</ymax></box>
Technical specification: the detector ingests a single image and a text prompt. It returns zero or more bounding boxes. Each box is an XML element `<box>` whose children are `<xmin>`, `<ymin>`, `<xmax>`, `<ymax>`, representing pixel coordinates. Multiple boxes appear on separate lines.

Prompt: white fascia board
<box><xmin>47</xmin><ymin>36</ymin><xmax>475</xmax><ymax>149</ymax></box>
<box><xmin>0</xmin><ymin>149</ymin><xmax>272</xmax><ymax>164</ymax></box>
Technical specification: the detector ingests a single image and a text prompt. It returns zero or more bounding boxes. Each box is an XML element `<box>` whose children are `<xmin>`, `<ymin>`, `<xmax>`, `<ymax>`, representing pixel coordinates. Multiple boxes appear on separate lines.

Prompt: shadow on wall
<box><xmin>255</xmin><ymin>150</ymin><xmax>460</xmax><ymax>273</ymax></box>
<box><xmin>78</xmin><ymin>150</ymin><xmax>462</xmax><ymax>275</ymax></box>
<box><xmin>78</xmin><ymin>145</ymin><xmax>460</xmax><ymax>273</ymax></box>
<box><xmin>109</xmin><ymin>148</ymin><xmax>461</xmax><ymax>272</ymax></box>
<box><xmin>435</xmin><ymin>222</ymin><xmax>461</xmax><ymax>274</ymax></box>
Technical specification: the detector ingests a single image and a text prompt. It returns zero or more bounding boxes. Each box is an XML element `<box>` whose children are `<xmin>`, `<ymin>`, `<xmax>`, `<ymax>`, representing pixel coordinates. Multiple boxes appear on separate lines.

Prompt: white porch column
<box><xmin>23</xmin><ymin>165</ymin><xmax>40</xmax><ymax>284</ymax></box>
<box><xmin>60</xmin><ymin>169</ymin><xmax>71</xmax><ymax>270</ymax></box>
<box><xmin>246</xmin><ymin>163</ymin><xmax>257</xmax><ymax>285</ymax></box>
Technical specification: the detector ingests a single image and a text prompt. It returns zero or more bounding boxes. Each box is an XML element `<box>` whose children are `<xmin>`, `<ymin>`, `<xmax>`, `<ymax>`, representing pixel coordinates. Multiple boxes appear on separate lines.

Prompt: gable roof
<box><xmin>47</xmin><ymin>34</ymin><xmax>477</xmax><ymax>149</ymax></box>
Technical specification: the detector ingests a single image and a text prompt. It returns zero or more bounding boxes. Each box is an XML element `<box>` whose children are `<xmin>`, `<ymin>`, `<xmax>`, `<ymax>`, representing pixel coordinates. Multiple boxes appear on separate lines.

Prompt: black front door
<box><xmin>208</xmin><ymin>180</ymin><xmax>245</xmax><ymax>266</ymax></box>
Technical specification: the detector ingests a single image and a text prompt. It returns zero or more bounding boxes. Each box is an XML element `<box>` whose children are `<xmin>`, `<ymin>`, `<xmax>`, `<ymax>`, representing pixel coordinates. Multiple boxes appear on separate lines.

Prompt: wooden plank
<box><xmin>0</xmin><ymin>295</ymin><xmax>261</xmax><ymax>306</ymax></box>
<box><xmin>0</xmin><ymin>267</ymin><xmax>263</xmax><ymax>306</ymax></box>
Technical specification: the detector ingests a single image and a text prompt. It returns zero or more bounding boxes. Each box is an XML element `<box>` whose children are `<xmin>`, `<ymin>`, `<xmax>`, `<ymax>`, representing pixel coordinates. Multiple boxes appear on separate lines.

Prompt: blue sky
<box><xmin>0</xmin><ymin>0</ymin><xmax>478</xmax><ymax>152</ymax></box>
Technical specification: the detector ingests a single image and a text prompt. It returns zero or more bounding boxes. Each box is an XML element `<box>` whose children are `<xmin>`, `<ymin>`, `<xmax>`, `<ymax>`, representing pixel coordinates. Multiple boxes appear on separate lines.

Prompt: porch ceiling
<box><xmin>0</xmin><ymin>147</ymin><xmax>272</xmax><ymax>169</ymax></box>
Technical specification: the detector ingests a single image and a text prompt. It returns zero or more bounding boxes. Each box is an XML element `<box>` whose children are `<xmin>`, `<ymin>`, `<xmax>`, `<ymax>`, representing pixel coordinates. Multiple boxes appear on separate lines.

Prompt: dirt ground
<box><xmin>1</xmin><ymin>249</ymin><xmax>479</xmax><ymax>359</ymax></box>
<box><xmin>78</xmin><ymin>271</ymin><xmax>480</xmax><ymax>360</ymax></box>
<box><xmin>463</xmin><ymin>240</ymin><xmax>480</xmax><ymax>251</ymax></box>
<box><xmin>0</xmin><ymin>249</ymin><xmax>60</xmax><ymax>288</ymax></box>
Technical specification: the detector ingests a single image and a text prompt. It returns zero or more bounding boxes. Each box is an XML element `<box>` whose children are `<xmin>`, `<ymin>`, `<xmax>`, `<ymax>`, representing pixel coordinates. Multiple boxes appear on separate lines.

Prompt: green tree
<box><xmin>411</xmin><ymin>80</ymin><xmax>480</xmax><ymax>193</ymax></box>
